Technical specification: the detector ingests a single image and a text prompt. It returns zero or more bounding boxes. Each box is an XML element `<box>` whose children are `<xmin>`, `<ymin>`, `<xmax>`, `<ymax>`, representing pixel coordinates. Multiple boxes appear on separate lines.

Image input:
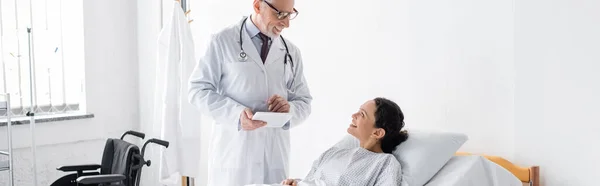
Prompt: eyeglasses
<box><xmin>262</xmin><ymin>0</ymin><xmax>298</xmax><ymax>20</ymax></box>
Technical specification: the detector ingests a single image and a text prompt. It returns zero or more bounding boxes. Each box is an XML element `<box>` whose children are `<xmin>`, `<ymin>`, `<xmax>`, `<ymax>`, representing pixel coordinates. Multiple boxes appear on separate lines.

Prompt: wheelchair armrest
<box><xmin>76</xmin><ymin>174</ymin><xmax>126</xmax><ymax>185</ymax></box>
<box><xmin>57</xmin><ymin>164</ymin><xmax>101</xmax><ymax>172</ymax></box>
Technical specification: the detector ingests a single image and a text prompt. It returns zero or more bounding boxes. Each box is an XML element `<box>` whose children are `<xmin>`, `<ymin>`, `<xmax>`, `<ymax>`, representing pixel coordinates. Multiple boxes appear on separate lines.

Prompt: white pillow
<box><xmin>332</xmin><ymin>129</ymin><xmax>468</xmax><ymax>186</ymax></box>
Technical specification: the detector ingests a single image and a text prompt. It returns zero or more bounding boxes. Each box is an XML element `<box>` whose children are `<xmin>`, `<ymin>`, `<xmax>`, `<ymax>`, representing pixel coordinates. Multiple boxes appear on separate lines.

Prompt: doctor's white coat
<box><xmin>154</xmin><ymin>2</ymin><xmax>201</xmax><ymax>185</ymax></box>
<box><xmin>188</xmin><ymin>17</ymin><xmax>312</xmax><ymax>186</ymax></box>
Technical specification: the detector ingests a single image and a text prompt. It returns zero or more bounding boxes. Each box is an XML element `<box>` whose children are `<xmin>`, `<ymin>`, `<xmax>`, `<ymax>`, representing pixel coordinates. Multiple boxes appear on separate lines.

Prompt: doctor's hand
<box><xmin>268</xmin><ymin>94</ymin><xmax>290</xmax><ymax>113</ymax></box>
<box><xmin>281</xmin><ymin>179</ymin><xmax>298</xmax><ymax>186</ymax></box>
<box><xmin>240</xmin><ymin>108</ymin><xmax>267</xmax><ymax>131</ymax></box>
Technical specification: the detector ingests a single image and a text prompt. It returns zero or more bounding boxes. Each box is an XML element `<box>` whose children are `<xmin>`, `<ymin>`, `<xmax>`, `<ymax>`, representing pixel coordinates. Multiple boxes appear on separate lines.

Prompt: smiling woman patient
<box><xmin>281</xmin><ymin>97</ymin><xmax>409</xmax><ymax>186</ymax></box>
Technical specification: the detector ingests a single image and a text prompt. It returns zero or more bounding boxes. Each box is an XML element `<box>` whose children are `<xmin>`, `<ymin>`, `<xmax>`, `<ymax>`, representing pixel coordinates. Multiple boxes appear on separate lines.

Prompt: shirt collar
<box><xmin>245</xmin><ymin>15</ymin><xmax>262</xmax><ymax>38</ymax></box>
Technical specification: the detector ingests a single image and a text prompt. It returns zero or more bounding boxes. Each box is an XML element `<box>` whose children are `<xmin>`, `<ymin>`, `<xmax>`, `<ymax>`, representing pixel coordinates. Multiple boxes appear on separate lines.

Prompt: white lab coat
<box><xmin>154</xmin><ymin>1</ymin><xmax>201</xmax><ymax>185</ymax></box>
<box><xmin>188</xmin><ymin>17</ymin><xmax>312</xmax><ymax>186</ymax></box>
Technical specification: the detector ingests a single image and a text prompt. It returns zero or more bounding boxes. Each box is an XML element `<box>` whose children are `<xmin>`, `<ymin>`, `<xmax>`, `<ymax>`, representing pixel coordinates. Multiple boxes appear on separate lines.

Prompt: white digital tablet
<box><xmin>252</xmin><ymin>112</ymin><xmax>293</xmax><ymax>128</ymax></box>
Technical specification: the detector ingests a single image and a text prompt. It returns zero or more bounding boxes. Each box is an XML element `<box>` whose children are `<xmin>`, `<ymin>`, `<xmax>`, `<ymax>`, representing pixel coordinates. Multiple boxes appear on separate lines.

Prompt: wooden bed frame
<box><xmin>455</xmin><ymin>152</ymin><xmax>540</xmax><ymax>186</ymax></box>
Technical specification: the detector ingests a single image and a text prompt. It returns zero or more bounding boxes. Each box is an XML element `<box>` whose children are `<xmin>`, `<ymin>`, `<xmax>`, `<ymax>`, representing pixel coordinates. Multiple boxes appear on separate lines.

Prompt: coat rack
<box><xmin>164</xmin><ymin>0</ymin><xmax>192</xmax><ymax>29</ymax></box>
<box><xmin>180</xmin><ymin>0</ymin><xmax>186</xmax><ymax>12</ymax></box>
<box><xmin>182</xmin><ymin>176</ymin><xmax>194</xmax><ymax>186</ymax></box>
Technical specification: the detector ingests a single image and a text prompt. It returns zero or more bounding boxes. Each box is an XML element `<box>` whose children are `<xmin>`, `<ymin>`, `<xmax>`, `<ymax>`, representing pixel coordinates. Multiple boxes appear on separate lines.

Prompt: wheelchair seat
<box><xmin>50</xmin><ymin>131</ymin><xmax>169</xmax><ymax>186</ymax></box>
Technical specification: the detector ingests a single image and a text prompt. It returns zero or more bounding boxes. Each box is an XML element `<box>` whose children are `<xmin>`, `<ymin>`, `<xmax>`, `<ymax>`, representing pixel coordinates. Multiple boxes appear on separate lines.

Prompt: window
<box><xmin>0</xmin><ymin>0</ymin><xmax>85</xmax><ymax>117</ymax></box>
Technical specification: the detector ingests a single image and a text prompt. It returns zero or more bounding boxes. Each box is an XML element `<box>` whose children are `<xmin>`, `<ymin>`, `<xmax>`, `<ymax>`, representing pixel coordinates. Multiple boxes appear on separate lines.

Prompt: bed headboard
<box><xmin>455</xmin><ymin>152</ymin><xmax>540</xmax><ymax>186</ymax></box>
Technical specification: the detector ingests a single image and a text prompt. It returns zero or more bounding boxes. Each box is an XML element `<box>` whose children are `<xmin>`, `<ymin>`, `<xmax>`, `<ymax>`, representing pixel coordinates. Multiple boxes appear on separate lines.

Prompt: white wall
<box><xmin>514</xmin><ymin>0</ymin><xmax>600</xmax><ymax>185</ymax></box>
<box><xmin>136</xmin><ymin>0</ymin><xmax>162</xmax><ymax>185</ymax></box>
<box><xmin>0</xmin><ymin>0</ymin><xmax>140</xmax><ymax>185</ymax></box>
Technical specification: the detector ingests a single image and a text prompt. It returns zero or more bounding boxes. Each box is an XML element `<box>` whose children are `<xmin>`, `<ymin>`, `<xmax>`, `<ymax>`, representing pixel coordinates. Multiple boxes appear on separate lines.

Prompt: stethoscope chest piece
<box><xmin>238</xmin><ymin>50</ymin><xmax>248</xmax><ymax>62</ymax></box>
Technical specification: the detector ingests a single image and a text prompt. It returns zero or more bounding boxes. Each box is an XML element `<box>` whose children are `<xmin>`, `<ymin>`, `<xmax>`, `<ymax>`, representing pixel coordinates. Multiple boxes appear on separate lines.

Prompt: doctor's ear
<box><xmin>253</xmin><ymin>0</ymin><xmax>262</xmax><ymax>13</ymax></box>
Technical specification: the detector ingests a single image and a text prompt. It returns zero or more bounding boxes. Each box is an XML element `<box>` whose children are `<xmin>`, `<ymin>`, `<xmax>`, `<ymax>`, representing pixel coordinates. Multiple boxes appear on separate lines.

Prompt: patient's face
<box><xmin>348</xmin><ymin>100</ymin><xmax>377</xmax><ymax>141</ymax></box>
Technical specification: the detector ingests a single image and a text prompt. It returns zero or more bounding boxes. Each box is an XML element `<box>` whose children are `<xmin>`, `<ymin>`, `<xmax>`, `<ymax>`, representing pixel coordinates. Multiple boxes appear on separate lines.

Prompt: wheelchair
<box><xmin>50</xmin><ymin>130</ymin><xmax>169</xmax><ymax>186</ymax></box>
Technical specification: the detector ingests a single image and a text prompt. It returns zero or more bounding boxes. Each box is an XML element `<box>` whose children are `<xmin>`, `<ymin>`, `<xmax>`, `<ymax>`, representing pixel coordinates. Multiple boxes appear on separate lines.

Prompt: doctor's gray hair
<box><xmin>373</xmin><ymin>97</ymin><xmax>409</xmax><ymax>154</ymax></box>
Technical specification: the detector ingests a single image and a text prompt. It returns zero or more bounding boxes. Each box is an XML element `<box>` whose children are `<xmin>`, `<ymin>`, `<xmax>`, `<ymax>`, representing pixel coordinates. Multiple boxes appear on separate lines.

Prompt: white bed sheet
<box><xmin>245</xmin><ymin>155</ymin><xmax>523</xmax><ymax>186</ymax></box>
<box><xmin>424</xmin><ymin>155</ymin><xmax>522</xmax><ymax>186</ymax></box>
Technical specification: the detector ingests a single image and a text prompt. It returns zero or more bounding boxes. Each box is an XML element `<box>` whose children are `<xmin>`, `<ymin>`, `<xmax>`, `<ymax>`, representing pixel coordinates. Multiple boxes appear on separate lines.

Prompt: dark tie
<box><xmin>258</xmin><ymin>33</ymin><xmax>270</xmax><ymax>63</ymax></box>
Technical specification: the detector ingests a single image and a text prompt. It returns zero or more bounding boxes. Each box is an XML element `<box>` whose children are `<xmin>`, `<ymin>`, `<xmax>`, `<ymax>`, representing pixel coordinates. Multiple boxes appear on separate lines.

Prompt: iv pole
<box><xmin>26</xmin><ymin>26</ymin><xmax>38</xmax><ymax>186</ymax></box>
<box><xmin>26</xmin><ymin>0</ymin><xmax>39</xmax><ymax>183</ymax></box>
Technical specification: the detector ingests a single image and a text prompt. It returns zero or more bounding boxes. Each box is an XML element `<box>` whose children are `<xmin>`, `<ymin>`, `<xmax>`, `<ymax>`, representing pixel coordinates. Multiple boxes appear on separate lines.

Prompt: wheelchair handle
<box><xmin>135</xmin><ymin>138</ymin><xmax>169</xmax><ymax>186</ymax></box>
<box><xmin>147</xmin><ymin>138</ymin><xmax>169</xmax><ymax>148</ymax></box>
<box><xmin>121</xmin><ymin>130</ymin><xmax>146</xmax><ymax>140</ymax></box>
<box><xmin>140</xmin><ymin>138</ymin><xmax>169</xmax><ymax>158</ymax></box>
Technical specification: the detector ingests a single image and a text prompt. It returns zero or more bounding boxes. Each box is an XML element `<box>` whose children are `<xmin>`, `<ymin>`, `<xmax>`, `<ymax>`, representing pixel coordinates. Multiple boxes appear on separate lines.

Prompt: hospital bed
<box><xmin>248</xmin><ymin>153</ymin><xmax>539</xmax><ymax>186</ymax></box>
<box><xmin>246</xmin><ymin>130</ymin><xmax>541</xmax><ymax>186</ymax></box>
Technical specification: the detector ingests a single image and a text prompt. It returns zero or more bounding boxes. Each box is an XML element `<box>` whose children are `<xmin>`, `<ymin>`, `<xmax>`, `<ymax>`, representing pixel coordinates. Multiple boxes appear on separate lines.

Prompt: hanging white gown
<box><xmin>154</xmin><ymin>1</ymin><xmax>201</xmax><ymax>185</ymax></box>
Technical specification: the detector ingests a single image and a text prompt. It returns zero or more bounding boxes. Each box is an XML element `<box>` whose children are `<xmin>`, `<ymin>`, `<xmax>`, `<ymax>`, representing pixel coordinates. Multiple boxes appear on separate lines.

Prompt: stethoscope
<box><xmin>238</xmin><ymin>17</ymin><xmax>296</xmax><ymax>89</ymax></box>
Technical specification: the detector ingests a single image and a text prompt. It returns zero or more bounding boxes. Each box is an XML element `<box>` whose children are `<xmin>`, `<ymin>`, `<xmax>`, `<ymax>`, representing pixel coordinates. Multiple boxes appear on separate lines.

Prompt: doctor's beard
<box><xmin>259</xmin><ymin>19</ymin><xmax>283</xmax><ymax>38</ymax></box>
<box><xmin>263</xmin><ymin>25</ymin><xmax>282</xmax><ymax>39</ymax></box>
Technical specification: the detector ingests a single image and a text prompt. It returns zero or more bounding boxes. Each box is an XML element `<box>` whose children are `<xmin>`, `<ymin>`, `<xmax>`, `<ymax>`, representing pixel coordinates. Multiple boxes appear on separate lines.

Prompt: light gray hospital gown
<box><xmin>301</xmin><ymin>147</ymin><xmax>403</xmax><ymax>186</ymax></box>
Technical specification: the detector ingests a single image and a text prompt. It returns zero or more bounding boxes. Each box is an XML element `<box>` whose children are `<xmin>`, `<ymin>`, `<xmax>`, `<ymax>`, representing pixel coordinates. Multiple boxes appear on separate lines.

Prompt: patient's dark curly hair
<box><xmin>374</xmin><ymin>97</ymin><xmax>409</xmax><ymax>154</ymax></box>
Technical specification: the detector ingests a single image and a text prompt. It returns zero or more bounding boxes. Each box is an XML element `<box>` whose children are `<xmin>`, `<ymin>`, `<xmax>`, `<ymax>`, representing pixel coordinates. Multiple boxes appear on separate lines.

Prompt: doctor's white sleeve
<box><xmin>286</xmin><ymin>49</ymin><xmax>313</xmax><ymax>129</ymax></box>
<box><xmin>188</xmin><ymin>35</ymin><xmax>246</xmax><ymax>129</ymax></box>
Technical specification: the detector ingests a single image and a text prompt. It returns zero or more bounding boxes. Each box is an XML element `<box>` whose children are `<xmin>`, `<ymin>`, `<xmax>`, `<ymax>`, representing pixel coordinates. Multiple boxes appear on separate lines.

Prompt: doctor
<box><xmin>188</xmin><ymin>0</ymin><xmax>312</xmax><ymax>185</ymax></box>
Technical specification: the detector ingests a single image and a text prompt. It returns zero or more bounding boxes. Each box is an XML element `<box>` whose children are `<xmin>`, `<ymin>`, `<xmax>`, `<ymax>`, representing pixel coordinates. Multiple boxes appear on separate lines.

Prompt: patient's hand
<box><xmin>281</xmin><ymin>178</ymin><xmax>297</xmax><ymax>186</ymax></box>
